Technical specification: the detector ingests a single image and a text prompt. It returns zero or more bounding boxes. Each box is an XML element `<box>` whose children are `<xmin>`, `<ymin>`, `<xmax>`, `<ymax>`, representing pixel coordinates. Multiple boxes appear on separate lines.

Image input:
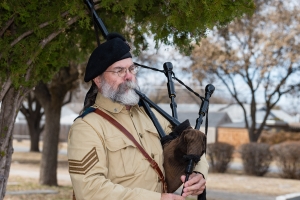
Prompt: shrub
<box><xmin>270</xmin><ymin>141</ymin><xmax>300</xmax><ymax>179</ymax></box>
<box><xmin>259</xmin><ymin>131</ymin><xmax>300</xmax><ymax>145</ymax></box>
<box><xmin>207</xmin><ymin>142</ymin><xmax>234</xmax><ymax>173</ymax></box>
<box><xmin>239</xmin><ymin>143</ymin><xmax>272</xmax><ymax>176</ymax></box>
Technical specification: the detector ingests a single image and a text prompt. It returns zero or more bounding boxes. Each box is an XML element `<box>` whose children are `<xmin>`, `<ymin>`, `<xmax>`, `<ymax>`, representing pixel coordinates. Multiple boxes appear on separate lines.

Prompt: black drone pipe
<box><xmin>134</xmin><ymin>89</ymin><xmax>181</xmax><ymax>127</ymax></box>
<box><xmin>195</xmin><ymin>84</ymin><xmax>215</xmax><ymax>130</ymax></box>
<box><xmin>194</xmin><ymin>84</ymin><xmax>214</xmax><ymax>200</ymax></box>
<box><xmin>139</xmin><ymin>98</ymin><xmax>167</xmax><ymax>138</ymax></box>
<box><xmin>84</xmin><ymin>0</ymin><xmax>109</xmax><ymax>38</ymax></box>
<box><xmin>163</xmin><ymin>62</ymin><xmax>178</xmax><ymax>119</ymax></box>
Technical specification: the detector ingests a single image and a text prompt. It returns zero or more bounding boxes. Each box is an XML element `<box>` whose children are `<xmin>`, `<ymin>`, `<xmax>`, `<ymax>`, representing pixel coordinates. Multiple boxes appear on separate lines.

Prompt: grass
<box><xmin>6</xmin><ymin>149</ymin><xmax>72</xmax><ymax>200</ymax></box>
<box><xmin>6</xmin><ymin>176</ymin><xmax>73</xmax><ymax>200</ymax></box>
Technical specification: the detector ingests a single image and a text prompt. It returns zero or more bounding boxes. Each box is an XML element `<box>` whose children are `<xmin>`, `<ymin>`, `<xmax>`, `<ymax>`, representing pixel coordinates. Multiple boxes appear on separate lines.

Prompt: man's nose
<box><xmin>123</xmin><ymin>69</ymin><xmax>134</xmax><ymax>81</ymax></box>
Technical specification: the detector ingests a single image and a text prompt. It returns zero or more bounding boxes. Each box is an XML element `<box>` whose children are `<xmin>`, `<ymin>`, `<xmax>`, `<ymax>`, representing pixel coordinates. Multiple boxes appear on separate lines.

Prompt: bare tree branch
<box><xmin>10</xmin><ymin>11</ymin><xmax>70</xmax><ymax>48</ymax></box>
<box><xmin>0</xmin><ymin>16</ymin><xmax>14</xmax><ymax>37</ymax></box>
<box><xmin>10</xmin><ymin>21</ymin><xmax>53</xmax><ymax>47</ymax></box>
<box><xmin>25</xmin><ymin>16</ymin><xmax>79</xmax><ymax>81</ymax></box>
<box><xmin>0</xmin><ymin>78</ymin><xmax>12</xmax><ymax>102</ymax></box>
<box><xmin>0</xmin><ymin>11</ymin><xmax>71</xmax><ymax>60</ymax></box>
<box><xmin>267</xmin><ymin>64</ymin><xmax>293</xmax><ymax>100</ymax></box>
<box><xmin>189</xmin><ymin>0</ymin><xmax>300</xmax><ymax>142</ymax></box>
<box><xmin>215</xmin><ymin>71</ymin><xmax>250</xmax><ymax>128</ymax></box>
<box><xmin>0</xmin><ymin>86</ymin><xmax>30</xmax><ymax>153</ymax></box>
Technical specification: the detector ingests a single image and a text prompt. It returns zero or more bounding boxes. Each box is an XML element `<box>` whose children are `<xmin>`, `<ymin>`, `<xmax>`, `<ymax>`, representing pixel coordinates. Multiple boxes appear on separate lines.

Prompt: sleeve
<box><xmin>67</xmin><ymin>118</ymin><xmax>161</xmax><ymax>200</ymax></box>
<box><xmin>194</xmin><ymin>154</ymin><xmax>209</xmax><ymax>179</ymax></box>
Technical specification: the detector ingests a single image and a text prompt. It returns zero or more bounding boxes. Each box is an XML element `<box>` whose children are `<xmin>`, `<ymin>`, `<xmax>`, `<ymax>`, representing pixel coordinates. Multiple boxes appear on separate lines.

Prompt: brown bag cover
<box><xmin>162</xmin><ymin>124</ymin><xmax>206</xmax><ymax>193</ymax></box>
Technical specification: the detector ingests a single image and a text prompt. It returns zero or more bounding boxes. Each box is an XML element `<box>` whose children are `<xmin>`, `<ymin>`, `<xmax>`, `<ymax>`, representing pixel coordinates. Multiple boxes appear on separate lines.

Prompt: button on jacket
<box><xmin>68</xmin><ymin>93</ymin><xmax>209</xmax><ymax>200</ymax></box>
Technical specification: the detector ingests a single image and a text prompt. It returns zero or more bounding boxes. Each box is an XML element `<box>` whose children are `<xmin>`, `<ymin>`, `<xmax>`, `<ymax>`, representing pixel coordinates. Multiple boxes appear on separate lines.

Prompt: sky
<box><xmin>132</xmin><ymin>37</ymin><xmax>300</xmax><ymax>119</ymax></box>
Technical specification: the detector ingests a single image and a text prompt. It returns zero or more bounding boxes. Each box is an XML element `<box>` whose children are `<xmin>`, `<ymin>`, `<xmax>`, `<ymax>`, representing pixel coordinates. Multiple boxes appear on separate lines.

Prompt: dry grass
<box><xmin>11</xmin><ymin>151</ymin><xmax>68</xmax><ymax>168</ymax></box>
<box><xmin>6</xmin><ymin>176</ymin><xmax>73</xmax><ymax>200</ymax></box>
<box><xmin>6</xmin><ymin>142</ymin><xmax>72</xmax><ymax>200</ymax></box>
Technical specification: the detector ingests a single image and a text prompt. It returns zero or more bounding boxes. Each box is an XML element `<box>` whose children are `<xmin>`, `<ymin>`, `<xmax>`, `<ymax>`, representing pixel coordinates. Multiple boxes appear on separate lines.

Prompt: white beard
<box><xmin>101</xmin><ymin>79</ymin><xmax>140</xmax><ymax>106</ymax></box>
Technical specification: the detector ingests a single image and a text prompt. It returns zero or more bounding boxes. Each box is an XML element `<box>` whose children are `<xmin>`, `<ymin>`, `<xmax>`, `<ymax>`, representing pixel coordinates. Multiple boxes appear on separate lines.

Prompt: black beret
<box><xmin>84</xmin><ymin>33</ymin><xmax>132</xmax><ymax>82</ymax></box>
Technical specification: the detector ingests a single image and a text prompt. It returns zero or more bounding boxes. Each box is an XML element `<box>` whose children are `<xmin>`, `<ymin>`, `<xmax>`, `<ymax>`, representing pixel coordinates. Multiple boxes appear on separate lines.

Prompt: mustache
<box><xmin>118</xmin><ymin>81</ymin><xmax>139</xmax><ymax>91</ymax></box>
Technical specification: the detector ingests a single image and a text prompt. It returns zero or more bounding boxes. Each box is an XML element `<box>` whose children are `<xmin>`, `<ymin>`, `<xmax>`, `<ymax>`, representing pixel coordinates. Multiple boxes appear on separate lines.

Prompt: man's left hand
<box><xmin>180</xmin><ymin>172</ymin><xmax>206</xmax><ymax>197</ymax></box>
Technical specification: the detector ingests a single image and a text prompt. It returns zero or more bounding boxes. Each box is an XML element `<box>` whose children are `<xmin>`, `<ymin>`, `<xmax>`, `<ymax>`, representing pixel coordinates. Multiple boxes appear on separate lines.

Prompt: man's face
<box><xmin>93</xmin><ymin>58</ymin><xmax>140</xmax><ymax>106</ymax></box>
<box><xmin>103</xmin><ymin>58</ymin><xmax>137</xmax><ymax>89</ymax></box>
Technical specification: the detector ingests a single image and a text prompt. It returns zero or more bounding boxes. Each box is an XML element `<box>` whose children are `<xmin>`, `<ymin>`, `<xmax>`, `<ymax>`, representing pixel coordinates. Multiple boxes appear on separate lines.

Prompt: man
<box><xmin>67</xmin><ymin>33</ymin><xmax>208</xmax><ymax>200</ymax></box>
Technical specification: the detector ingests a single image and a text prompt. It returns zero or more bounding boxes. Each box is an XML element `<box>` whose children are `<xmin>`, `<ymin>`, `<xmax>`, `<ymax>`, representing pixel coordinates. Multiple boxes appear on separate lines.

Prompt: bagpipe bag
<box><xmin>161</xmin><ymin>120</ymin><xmax>206</xmax><ymax>193</ymax></box>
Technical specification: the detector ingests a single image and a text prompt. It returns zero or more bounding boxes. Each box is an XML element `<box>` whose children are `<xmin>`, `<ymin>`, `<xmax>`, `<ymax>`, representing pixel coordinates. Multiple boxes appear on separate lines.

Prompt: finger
<box><xmin>183</xmin><ymin>184</ymin><xmax>200</xmax><ymax>194</ymax></box>
<box><xmin>180</xmin><ymin>175</ymin><xmax>186</xmax><ymax>183</ymax></box>
<box><xmin>197</xmin><ymin>184</ymin><xmax>206</xmax><ymax>194</ymax></box>
<box><xmin>182</xmin><ymin>185</ymin><xmax>205</xmax><ymax>197</ymax></box>
<box><xmin>184</xmin><ymin>174</ymin><xmax>203</xmax><ymax>187</ymax></box>
<box><xmin>189</xmin><ymin>173</ymin><xmax>198</xmax><ymax>179</ymax></box>
<box><xmin>183</xmin><ymin>178</ymin><xmax>206</xmax><ymax>194</ymax></box>
<box><xmin>181</xmin><ymin>190</ymin><xmax>193</xmax><ymax>198</ymax></box>
<box><xmin>181</xmin><ymin>172</ymin><xmax>201</xmax><ymax>184</ymax></box>
<box><xmin>195</xmin><ymin>186</ymin><xmax>206</xmax><ymax>195</ymax></box>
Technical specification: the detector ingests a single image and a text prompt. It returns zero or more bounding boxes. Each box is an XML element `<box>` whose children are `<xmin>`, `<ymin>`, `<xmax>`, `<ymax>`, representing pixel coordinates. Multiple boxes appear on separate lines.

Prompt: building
<box><xmin>157</xmin><ymin>103</ymin><xmax>232</xmax><ymax>143</ymax></box>
<box><xmin>13</xmin><ymin>102</ymin><xmax>298</xmax><ymax>146</ymax></box>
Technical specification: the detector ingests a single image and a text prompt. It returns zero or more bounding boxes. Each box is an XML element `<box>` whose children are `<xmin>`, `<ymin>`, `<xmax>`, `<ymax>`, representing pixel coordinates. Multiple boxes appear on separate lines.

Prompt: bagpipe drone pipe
<box><xmin>84</xmin><ymin>1</ymin><xmax>215</xmax><ymax>199</ymax></box>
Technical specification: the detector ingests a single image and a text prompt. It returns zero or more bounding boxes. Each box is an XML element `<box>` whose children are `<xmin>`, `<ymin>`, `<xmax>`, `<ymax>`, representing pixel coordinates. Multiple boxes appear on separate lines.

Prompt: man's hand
<box><xmin>180</xmin><ymin>172</ymin><xmax>206</xmax><ymax>197</ymax></box>
<box><xmin>161</xmin><ymin>193</ymin><xmax>185</xmax><ymax>200</ymax></box>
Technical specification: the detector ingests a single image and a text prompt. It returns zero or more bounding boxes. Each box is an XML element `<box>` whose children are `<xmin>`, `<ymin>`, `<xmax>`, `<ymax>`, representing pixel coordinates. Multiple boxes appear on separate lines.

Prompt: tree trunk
<box><xmin>36</xmin><ymin>65</ymin><xmax>79</xmax><ymax>186</ymax></box>
<box><xmin>20</xmin><ymin>94</ymin><xmax>44</xmax><ymax>152</ymax></box>
<box><xmin>28</xmin><ymin>122</ymin><xmax>41</xmax><ymax>152</ymax></box>
<box><xmin>0</xmin><ymin>86</ymin><xmax>29</xmax><ymax>199</ymax></box>
<box><xmin>39</xmin><ymin>103</ymin><xmax>61</xmax><ymax>185</ymax></box>
<box><xmin>248</xmin><ymin>128</ymin><xmax>256</xmax><ymax>142</ymax></box>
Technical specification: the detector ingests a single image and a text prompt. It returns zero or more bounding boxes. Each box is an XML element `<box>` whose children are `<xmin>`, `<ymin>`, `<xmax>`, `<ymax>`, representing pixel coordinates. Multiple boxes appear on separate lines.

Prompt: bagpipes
<box><xmin>84</xmin><ymin>1</ymin><xmax>215</xmax><ymax>199</ymax></box>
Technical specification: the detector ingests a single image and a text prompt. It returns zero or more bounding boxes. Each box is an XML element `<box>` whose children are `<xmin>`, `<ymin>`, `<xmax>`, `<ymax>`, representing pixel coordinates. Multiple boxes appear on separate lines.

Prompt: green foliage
<box><xmin>0</xmin><ymin>0</ymin><xmax>255</xmax><ymax>90</ymax></box>
<box><xmin>0</xmin><ymin>0</ymin><xmax>93</xmax><ymax>89</ymax></box>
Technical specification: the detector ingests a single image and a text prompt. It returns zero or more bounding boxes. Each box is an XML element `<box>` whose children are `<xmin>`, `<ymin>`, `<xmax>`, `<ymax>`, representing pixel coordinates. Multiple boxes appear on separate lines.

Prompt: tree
<box><xmin>0</xmin><ymin>0</ymin><xmax>254</xmax><ymax>198</ymax></box>
<box><xmin>189</xmin><ymin>0</ymin><xmax>300</xmax><ymax>142</ymax></box>
<box><xmin>34</xmin><ymin>64</ymin><xmax>79</xmax><ymax>185</ymax></box>
<box><xmin>0</xmin><ymin>1</ymin><xmax>93</xmax><ymax>196</ymax></box>
<box><xmin>20</xmin><ymin>92</ymin><xmax>44</xmax><ymax>152</ymax></box>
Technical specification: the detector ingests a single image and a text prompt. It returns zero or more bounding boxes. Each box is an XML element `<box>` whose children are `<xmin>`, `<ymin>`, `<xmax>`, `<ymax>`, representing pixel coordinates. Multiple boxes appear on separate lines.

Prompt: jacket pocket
<box><xmin>144</xmin><ymin>128</ymin><xmax>164</xmax><ymax>181</ymax></box>
<box><xmin>145</xmin><ymin>127</ymin><xmax>163</xmax><ymax>157</ymax></box>
<box><xmin>106</xmin><ymin>136</ymin><xmax>146</xmax><ymax>178</ymax></box>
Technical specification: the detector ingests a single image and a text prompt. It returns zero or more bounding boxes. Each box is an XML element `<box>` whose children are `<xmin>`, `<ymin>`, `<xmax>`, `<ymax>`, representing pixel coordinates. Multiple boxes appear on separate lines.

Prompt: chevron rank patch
<box><xmin>68</xmin><ymin>147</ymin><xmax>99</xmax><ymax>175</ymax></box>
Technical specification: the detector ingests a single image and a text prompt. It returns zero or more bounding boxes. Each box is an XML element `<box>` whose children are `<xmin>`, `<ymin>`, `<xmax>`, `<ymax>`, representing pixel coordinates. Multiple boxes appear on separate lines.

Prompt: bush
<box><xmin>239</xmin><ymin>143</ymin><xmax>272</xmax><ymax>176</ymax></box>
<box><xmin>207</xmin><ymin>142</ymin><xmax>234</xmax><ymax>173</ymax></box>
<box><xmin>270</xmin><ymin>141</ymin><xmax>300</xmax><ymax>179</ymax></box>
<box><xmin>259</xmin><ymin>131</ymin><xmax>300</xmax><ymax>145</ymax></box>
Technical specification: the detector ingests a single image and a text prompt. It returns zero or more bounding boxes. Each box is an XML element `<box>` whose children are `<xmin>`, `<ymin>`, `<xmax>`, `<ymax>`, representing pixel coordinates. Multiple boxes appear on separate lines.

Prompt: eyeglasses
<box><xmin>105</xmin><ymin>65</ymin><xmax>140</xmax><ymax>77</ymax></box>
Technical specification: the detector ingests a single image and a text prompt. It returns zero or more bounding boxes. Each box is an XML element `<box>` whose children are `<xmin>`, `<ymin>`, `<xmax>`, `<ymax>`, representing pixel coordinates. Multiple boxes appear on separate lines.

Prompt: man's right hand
<box><xmin>161</xmin><ymin>193</ymin><xmax>185</xmax><ymax>200</ymax></box>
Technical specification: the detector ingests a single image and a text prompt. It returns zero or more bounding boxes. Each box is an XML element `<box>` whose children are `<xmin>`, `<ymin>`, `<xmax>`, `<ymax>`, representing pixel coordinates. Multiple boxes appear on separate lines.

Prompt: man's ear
<box><xmin>93</xmin><ymin>76</ymin><xmax>101</xmax><ymax>89</ymax></box>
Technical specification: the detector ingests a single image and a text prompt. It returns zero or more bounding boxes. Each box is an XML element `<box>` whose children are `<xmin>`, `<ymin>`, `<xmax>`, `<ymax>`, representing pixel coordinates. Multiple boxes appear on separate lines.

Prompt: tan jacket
<box><xmin>68</xmin><ymin>93</ymin><xmax>209</xmax><ymax>200</ymax></box>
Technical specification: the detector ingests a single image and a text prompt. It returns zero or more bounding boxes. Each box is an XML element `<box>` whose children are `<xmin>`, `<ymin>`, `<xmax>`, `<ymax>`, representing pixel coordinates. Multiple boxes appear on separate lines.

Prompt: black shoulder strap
<box><xmin>74</xmin><ymin>107</ymin><xmax>96</xmax><ymax>121</ymax></box>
